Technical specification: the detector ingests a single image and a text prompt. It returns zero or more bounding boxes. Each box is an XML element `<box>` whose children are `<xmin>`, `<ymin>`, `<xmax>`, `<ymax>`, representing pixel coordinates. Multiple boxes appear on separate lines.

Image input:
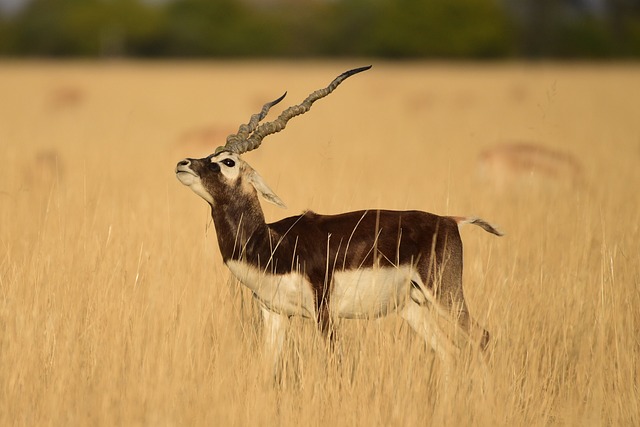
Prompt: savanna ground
<box><xmin>0</xmin><ymin>61</ymin><xmax>638</xmax><ymax>425</ymax></box>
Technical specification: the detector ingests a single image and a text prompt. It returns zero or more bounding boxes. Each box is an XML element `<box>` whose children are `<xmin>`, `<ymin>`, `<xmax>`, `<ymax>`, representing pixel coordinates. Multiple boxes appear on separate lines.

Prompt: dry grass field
<box><xmin>0</xmin><ymin>61</ymin><xmax>638</xmax><ymax>426</ymax></box>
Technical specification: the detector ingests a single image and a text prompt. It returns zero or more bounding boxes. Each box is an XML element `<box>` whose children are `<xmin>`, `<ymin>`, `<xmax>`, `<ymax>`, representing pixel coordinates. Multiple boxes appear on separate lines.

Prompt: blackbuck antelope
<box><xmin>176</xmin><ymin>66</ymin><xmax>502</xmax><ymax>375</ymax></box>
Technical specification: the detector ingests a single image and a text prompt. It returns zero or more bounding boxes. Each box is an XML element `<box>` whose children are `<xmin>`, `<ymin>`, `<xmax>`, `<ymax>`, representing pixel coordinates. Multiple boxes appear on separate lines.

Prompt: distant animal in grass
<box><xmin>47</xmin><ymin>85</ymin><xmax>84</xmax><ymax>111</ymax></box>
<box><xmin>22</xmin><ymin>149</ymin><xmax>64</xmax><ymax>190</ymax></box>
<box><xmin>477</xmin><ymin>143</ymin><xmax>584</xmax><ymax>192</ymax></box>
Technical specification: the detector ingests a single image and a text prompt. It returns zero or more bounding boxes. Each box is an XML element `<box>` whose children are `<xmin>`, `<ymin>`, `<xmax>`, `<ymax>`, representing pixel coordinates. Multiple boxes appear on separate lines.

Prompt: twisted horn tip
<box><xmin>341</xmin><ymin>65</ymin><xmax>372</xmax><ymax>78</ymax></box>
<box><xmin>271</xmin><ymin>91</ymin><xmax>287</xmax><ymax>106</ymax></box>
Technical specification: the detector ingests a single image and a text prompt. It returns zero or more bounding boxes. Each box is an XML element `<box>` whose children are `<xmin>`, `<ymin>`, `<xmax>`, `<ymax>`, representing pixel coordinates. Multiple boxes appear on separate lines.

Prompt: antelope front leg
<box><xmin>260</xmin><ymin>306</ymin><xmax>288</xmax><ymax>382</ymax></box>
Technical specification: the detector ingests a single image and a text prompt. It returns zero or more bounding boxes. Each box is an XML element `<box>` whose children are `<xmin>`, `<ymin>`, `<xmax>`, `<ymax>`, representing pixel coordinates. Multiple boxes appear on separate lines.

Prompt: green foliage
<box><xmin>157</xmin><ymin>0</ymin><xmax>267</xmax><ymax>56</ymax></box>
<box><xmin>0</xmin><ymin>0</ymin><xmax>639</xmax><ymax>58</ymax></box>
<box><xmin>4</xmin><ymin>0</ymin><xmax>164</xmax><ymax>56</ymax></box>
<box><xmin>355</xmin><ymin>0</ymin><xmax>512</xmax><ymax>57</ymax></box>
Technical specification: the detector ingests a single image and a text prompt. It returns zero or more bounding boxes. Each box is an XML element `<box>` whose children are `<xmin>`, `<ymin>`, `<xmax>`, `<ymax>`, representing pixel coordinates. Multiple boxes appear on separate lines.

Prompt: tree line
<box><xmin>1</xmin><ymin>0</ymin><xmax>639</xmax><ymax>58</ymax></box>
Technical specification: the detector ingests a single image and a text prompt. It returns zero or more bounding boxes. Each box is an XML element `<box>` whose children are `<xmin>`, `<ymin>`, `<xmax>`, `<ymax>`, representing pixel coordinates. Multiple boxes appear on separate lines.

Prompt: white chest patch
<box><xmin>226</xmin><ymin>260</ymin><xmax>416</xmax><ymax>320</ymax></box>
<box><xmin>226</xmin><ymin>260</ymin><xmax>317</xmax><ymax>318</ymax></box>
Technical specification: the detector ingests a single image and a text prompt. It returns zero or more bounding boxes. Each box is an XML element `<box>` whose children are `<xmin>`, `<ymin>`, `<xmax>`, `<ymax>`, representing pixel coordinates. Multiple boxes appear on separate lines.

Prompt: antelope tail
<box><xmin>450</xmin><ymin>216</ymin><xmax>504</xmax><ymax>236</ymax></box>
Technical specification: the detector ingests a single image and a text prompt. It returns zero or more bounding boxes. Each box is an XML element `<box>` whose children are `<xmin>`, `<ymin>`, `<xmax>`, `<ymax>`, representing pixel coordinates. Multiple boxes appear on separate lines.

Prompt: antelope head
<box><xmin>175</xmin><ymin>66</ymin><xmax>371</xmax><ymax>209</ymax></box>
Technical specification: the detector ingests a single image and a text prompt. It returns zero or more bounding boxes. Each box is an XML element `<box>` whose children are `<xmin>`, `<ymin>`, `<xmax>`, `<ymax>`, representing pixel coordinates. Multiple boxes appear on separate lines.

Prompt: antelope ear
<box><xmin>247</xmin><ymin>170</ymin><xmax>287</xmax><ymax>209</ymax></box>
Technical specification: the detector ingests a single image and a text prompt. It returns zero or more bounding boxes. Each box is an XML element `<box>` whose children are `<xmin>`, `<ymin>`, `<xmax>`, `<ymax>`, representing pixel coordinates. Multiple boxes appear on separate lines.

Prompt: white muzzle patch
<box><xmin>176</xmin><ymin>164</ymin><xmax>214</xmax><ymax>205</ymax></box>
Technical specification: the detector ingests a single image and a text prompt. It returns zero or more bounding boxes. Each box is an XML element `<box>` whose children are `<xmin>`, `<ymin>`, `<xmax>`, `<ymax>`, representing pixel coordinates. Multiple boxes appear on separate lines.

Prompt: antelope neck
<box><xmin>209</xmin><ymin>195</ymin><xmax>272</xmax><ymax>263</ymax></box>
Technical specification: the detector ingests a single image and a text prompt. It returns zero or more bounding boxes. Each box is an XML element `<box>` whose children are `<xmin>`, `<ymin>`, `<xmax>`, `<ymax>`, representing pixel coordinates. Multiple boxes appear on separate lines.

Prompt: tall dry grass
<box><xmin>0</xmin><ymin>61</ymin><xmax>638</xmax><ymax>426</ymax></box>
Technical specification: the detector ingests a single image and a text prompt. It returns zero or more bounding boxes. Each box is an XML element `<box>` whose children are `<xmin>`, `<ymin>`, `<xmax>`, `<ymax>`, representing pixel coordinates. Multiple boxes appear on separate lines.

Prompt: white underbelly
<box><xmin>330</xmin><ymin>266</ymin><xmax>414</xmax><ymax>318</ymax></box>
<box><xmin>226</xmin><ymin>260</ymin><xmax>414</xmax><ymax>320</ymax></box>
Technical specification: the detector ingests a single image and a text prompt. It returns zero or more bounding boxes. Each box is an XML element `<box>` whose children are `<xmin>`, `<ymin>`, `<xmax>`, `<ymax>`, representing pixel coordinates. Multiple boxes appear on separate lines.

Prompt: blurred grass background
<box><xmin>1</xmin><ymin>0</ymin><xmax>639</xmax><ymax>425</ymax></box>
<box><xmin>0</xmin><ymin>62</ymin><xmax>638</xmax><ymax>425</ymax></box>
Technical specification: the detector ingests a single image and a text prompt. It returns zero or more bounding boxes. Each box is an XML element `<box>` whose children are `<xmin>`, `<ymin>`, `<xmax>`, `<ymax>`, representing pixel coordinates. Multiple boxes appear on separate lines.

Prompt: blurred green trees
<box><xmin>1</xmin><ymin>0</ymin><xmax>164</xmax><ymax>56</ymax></box>
<box><xmin>0</xmin><ymin>0</ymin><xmax>638</xmax><ymax>58</ymax></box>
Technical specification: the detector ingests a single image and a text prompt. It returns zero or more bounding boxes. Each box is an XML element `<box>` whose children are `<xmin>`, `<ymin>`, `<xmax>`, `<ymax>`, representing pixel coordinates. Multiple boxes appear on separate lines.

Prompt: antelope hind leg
<box><xmin>400</xmin><ymin>299</ymin><xmax>460</xmax><ymax>363</ymax></box>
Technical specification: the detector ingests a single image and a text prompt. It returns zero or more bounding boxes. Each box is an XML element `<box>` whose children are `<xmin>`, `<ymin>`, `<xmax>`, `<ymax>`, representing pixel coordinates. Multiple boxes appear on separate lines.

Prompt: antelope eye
<box><xmin>221</xmin><ymin>159</ymin><xmax>235</xmax><ymax>168</ymax></box>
